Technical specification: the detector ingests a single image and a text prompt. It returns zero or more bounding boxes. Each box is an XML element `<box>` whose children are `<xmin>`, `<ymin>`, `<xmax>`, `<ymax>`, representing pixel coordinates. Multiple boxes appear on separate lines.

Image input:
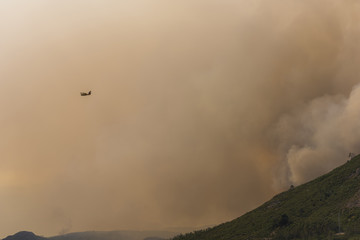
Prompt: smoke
<box><xmin>274</xmin><ymin>86</ymin><xmax>360</xmax><ymax>186</ymax></box>
<box><xmin>1</xmin><ymin>0</ymin><xmax>360</xmax><ymax>237</ymax></box>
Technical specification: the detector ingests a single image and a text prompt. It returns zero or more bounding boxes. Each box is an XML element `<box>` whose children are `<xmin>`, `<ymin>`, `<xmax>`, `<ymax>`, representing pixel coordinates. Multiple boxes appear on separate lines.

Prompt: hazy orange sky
<box><xmin>1</xmin><ymin>0</ymin><xmax>360</xmax><ymax>237</ymax></box>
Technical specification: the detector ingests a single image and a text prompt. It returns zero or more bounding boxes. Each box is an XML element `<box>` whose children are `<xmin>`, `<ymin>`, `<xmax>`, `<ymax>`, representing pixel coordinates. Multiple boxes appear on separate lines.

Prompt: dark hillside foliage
<box><xmin>173</xmin><ymin>155</ymin><xmax>360</xmax><ymax>240</ymax></box>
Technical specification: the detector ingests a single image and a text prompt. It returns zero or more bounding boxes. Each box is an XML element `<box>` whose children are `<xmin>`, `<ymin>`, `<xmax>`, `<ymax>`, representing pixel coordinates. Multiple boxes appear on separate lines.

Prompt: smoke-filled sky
<box><xmin>1</xmin><ymin>0</ymin><xmax>360</xmax><ymax>237</ymax></box>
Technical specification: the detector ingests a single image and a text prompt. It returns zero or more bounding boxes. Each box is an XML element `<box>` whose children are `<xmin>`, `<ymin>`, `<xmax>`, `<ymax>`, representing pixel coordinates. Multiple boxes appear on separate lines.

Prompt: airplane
<box><xmin>80</xmin><ymin>91</ymin><xmax>91</xmax><ymax>96</ymax></box>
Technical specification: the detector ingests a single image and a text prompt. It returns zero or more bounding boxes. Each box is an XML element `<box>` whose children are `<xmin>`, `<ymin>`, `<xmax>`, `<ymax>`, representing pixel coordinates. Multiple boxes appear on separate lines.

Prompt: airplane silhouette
<box><xmin>80</xmin><ymin>91</ymin><xmax>91</xmax><ymax>96</ymax></box>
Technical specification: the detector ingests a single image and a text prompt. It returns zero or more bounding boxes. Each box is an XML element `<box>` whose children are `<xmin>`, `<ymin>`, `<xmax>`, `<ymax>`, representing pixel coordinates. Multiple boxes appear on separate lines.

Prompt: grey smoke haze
<box><xmin>1</xmin><ymin>0</ymin><xmax>360</xmax><ymax>237</ymax></box>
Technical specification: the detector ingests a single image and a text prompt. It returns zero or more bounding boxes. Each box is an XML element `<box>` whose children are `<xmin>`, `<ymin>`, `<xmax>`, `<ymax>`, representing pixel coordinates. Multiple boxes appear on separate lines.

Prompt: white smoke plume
<box><xmin>275</xmin><ymin>85</ymin><xmax>360</xmax><ymax>186</ymax></box>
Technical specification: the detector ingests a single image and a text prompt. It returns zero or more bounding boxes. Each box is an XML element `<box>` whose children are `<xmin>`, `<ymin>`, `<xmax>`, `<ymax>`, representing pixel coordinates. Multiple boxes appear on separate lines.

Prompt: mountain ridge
<box><xmin>3</xmin><ymin>232</ymin><xmax>46</xmax><ymax>240</ymax></box>
<box><xmin>173</xmin><ymin>155</ymin><xmax>360</xmax><ymax>240</ymax></box>
<box><xmin>2</xmin><ymin>230</ymin><xmax>178</xmax><ymax>240</ymax></box>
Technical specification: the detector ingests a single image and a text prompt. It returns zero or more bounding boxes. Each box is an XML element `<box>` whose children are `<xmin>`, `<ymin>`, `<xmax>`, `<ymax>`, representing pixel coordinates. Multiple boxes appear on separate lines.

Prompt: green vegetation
<box><xmin>173</xmin><ymin>155</ymin><xmax>360</xmax><ymax>240</ymax></box>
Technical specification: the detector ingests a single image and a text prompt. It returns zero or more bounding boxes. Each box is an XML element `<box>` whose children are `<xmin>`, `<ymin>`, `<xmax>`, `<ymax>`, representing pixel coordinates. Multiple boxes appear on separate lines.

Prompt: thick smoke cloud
<box><xmin>275</xmin><ymin>86</ymin><xmax>360</xmax><ymax>186</ymax></box>
<box><xmin>1</xmin><ymin>0</ymin><xmax>360</xmax><ymax>237</ymax></box>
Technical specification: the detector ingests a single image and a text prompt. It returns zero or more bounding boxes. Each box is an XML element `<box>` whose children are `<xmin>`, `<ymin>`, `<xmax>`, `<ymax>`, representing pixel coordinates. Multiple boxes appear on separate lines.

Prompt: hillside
<box><xmin>173</xmin><ymin>155</ymin><xmax>360</xmax><ymax>240</ymax></box>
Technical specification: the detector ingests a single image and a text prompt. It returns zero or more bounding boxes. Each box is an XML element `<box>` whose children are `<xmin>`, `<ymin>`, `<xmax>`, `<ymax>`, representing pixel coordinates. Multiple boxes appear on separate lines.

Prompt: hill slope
<box><xmin>173</xmin><ymin>155</ymin><xmax>360</xmax><ymax>240</ymax></box>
